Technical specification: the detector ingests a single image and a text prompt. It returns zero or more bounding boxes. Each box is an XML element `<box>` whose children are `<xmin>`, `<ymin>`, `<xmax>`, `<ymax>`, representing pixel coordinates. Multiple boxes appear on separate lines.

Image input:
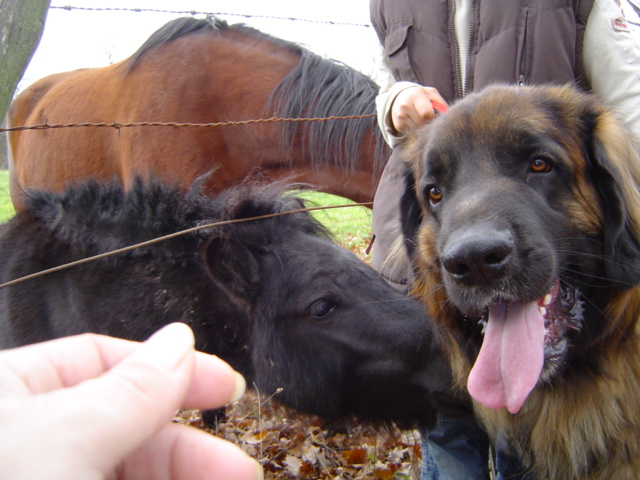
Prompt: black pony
<box><xmin>0</xmin><ymin>179</ymin><xmax>456</xmax><ymax>426</ymax></box>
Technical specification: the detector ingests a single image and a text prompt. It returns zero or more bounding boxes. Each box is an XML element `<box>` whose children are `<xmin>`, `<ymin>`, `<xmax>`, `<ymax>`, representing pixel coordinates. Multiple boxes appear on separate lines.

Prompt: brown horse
<box><xmin>7</xmin><ymin>17</ymin><xmax>389</xmax><ymax>211</ymax></box>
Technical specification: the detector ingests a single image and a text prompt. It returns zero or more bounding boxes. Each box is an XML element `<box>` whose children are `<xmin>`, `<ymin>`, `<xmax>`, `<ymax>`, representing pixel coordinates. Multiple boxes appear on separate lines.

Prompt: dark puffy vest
<box><xmin>370</xmin><ymin>0</ymin><xmax>594</xmax><ymax>102</ymax></box>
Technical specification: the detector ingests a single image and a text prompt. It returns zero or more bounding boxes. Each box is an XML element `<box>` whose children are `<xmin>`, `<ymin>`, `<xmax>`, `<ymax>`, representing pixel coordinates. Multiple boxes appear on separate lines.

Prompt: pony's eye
<box><xmin>309</xmin><ymin>299</ymin><xmax>335</xmax><ymax>320</ymax></box>
<box><xmin>529</xmin><ymin>158</ymin><xmax>552</xmax><ymax>173</ymax></box>
<box><xmin>428</xmin><ymin>186</ymin><xmax>443</xmax><ymax>205</ymax></box>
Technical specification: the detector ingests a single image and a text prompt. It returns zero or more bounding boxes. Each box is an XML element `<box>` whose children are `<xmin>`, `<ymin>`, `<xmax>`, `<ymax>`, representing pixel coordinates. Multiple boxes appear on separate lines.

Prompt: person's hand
<box><xmin>0</xmin><ymin>322</ymin><xmax>263</xmax><ymax>480</ymax></box>
<box><xmin>390</xmin><ymin>85</ymin><xmax>448</xmax><ymax>134</ymax></box>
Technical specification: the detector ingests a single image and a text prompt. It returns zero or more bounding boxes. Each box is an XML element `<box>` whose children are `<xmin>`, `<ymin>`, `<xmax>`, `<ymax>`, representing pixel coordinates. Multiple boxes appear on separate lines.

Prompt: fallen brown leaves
<box><xmin>174</xmin><ymin>390</ymin><xmax>423</xmax><ymax>480</ymax></box>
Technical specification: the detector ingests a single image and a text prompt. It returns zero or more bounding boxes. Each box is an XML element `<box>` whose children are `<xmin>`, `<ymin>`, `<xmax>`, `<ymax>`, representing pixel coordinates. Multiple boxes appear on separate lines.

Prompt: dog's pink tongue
<box><xmin>467</xmin><ymin>301</ymin><xmax>545</xmax><ymax>414</ymax></box>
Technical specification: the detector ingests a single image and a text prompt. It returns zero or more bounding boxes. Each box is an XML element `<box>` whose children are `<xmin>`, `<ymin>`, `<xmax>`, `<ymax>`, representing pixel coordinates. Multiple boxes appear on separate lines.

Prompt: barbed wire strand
<box><xmin>50</xmin><ymin>5</ymin><xmax>373</xmax><ymax>28</ymax></box>
<box><xmin>0</xmin><ymin>114</ymin><xmax>376</xmax><ymax>134</ymax></box>
<box><xmin>0</xmin><ymin>201</ymin><xmax>373</xmax><ymax>291</ymax></box>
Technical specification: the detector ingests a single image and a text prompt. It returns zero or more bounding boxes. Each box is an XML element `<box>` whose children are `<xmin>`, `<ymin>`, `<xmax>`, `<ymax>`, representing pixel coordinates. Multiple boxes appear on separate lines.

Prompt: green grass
<box><xmin>0</xmin><ymin>171</ymin><xmax>15</xmax><ymax>223</ymax></box>
<box><xmin>0</xmin><ymin>172</ymin><xmax>372</xmax><ymax>256</ymax></box>
<box><xmin>296</xmin><ymin>190</ymin><xmax>372</xmax><ymax>257</ymax></box>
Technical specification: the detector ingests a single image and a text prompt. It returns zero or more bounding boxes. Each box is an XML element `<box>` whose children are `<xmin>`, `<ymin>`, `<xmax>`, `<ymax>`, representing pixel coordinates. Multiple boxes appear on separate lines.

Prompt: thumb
<box><xmin>56</xmin><ymin>322</ymin><xmax>199</xmax><ymax>474</ymax></box>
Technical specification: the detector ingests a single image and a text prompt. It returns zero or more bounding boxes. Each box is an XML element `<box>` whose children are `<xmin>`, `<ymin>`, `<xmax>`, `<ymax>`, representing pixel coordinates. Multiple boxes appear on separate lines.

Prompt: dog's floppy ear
<box><xmin>399</xmin><ymin>166</ymin><xmax>423</xmax><ymax>260</ymax></box>
<box><xmin>397</xmin><ymin>131</ymin><xmax>431</xmax><ymax>261</ymax></box>
<box><xmin>587</xmin><ymin>108</ymin><xmax>640</xmax><ymax>288</ymax></box>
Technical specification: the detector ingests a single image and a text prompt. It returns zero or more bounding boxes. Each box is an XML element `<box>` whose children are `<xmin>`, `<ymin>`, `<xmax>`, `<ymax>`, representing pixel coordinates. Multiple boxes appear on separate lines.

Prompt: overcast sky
<box><xmin>21</xmin><ymin>0</ymin><xmax>387</xmax><ymax>93</ymax></box>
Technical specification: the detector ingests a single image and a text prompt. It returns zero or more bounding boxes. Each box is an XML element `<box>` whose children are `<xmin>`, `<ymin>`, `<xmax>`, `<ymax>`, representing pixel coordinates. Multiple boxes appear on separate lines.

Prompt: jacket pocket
<box><xmin>383</xmin><ymin>21</ymin><xmax>419</xmax><ymax>83</ymax></box>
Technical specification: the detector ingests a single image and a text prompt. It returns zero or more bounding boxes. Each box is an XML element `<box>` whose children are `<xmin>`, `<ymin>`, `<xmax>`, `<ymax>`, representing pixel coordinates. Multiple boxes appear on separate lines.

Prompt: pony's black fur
<box><xmin>0</xmin><ymin>179</ymin><xmax>456</xmax><ymax>426</ymax></box>
<box><xmin>124</xmin><ymin>17</ymin><xmax>388</xmax><ymax>179</ymax></box>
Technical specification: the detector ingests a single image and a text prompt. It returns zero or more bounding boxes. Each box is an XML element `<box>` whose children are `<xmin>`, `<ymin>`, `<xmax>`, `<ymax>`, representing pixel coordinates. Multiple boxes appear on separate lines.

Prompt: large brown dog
<box><xmin>399</xmin><ymin>84</ymin><xmax>640</xmax><ymax>480</ymax></box>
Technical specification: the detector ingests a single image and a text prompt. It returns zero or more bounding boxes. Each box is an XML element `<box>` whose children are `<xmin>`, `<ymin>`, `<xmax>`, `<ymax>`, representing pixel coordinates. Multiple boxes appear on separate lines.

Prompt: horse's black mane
<box><xmin>123</xmin><ymin>17</ymin><xmax>388</xmax><ymax>176</ymax></box>
<box><xmin>266</xmin><ymin>50</ymin><xmax>388</xmax><ymax>174</ymax></box>
<box><xmin>23</xmin><ymin>178</ymin><xmax>328</xmax><ymax>260</ymax></box>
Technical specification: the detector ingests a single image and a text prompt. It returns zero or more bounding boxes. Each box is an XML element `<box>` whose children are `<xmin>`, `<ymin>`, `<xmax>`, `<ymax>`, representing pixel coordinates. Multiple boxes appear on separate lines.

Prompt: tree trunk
<box><xmin>0</xmin><ymin>0</ymin><xmax>51</xmax><ymax>121</ymax></box>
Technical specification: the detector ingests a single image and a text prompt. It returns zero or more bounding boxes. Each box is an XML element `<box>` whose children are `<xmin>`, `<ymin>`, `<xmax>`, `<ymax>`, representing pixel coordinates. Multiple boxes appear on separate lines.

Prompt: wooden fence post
<box><xmin>0</xmin><ymin>0</ymin><xmax>51</xmax><ymax>120</ymax></box>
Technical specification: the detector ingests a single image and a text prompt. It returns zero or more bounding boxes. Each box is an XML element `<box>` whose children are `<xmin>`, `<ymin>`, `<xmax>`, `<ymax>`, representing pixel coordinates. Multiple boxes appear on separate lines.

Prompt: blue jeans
<box><xmin>420</xmin><ymin>415</ymin><xmax>532</xmax><ymax>480</ymax></box>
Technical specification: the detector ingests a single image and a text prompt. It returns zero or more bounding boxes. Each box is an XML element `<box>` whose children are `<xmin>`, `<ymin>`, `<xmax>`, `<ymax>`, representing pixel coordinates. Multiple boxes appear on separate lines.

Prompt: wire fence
<box><xmin>0</xmin><ymin>114</ymin><xmax>376</xmax><ymax>134</ymax></box>
<box><xmin>5</xmin><ymin>4</ymin><xmax>380</xmax><ymax>133</ymax></box>
<box><xmin>0</xmin><ymin>201</ymin><xmax>373</xmax><ymax>290</ymax></box>
<box><xmin>50</xmin><ymin>5</ymin><xmax>374</xmax><ymax>28</ymax></box>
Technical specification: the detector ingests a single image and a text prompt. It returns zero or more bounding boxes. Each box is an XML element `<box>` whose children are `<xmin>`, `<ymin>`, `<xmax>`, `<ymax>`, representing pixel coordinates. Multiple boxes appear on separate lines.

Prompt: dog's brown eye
<box><xmin>429</xmin><ymin>186</ymin><xmax>443</xmax><ymax>204</ymax></box>
<box><xmin>529</xmin><ymin>158</ymin><xmax>552</xmax><ymax>173</ymax></box>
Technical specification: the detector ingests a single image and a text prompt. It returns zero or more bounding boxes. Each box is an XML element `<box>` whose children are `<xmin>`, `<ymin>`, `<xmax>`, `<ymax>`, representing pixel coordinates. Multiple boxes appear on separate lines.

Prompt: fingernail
<box><xmin>230</xmin><ymin>371</ymin><xmax>246</xmax><ymax>402</ymax></box>
<box><xmin>134</xmin><ymin>323</ymin><xmax>195</xmax><ymax>371</ymax></box>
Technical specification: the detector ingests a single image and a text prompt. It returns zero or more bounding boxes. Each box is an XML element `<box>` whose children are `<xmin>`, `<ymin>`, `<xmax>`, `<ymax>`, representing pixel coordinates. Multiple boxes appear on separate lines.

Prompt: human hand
<box><xmin>390</xmin><ymin>86</ymin><xmax>448</xmax><ymax>134</ymax></box>
<box><xmin>0</xmin><ymin>323</ymin><xmax>262</xmax><ymax>480</ymax></box>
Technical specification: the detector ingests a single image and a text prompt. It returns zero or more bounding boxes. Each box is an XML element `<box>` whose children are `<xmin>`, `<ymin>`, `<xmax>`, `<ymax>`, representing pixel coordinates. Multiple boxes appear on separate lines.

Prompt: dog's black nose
<box><xmin>441</xmin><ymin>230</ymin><xmax>513</xmax><ymax>286</ymax></box>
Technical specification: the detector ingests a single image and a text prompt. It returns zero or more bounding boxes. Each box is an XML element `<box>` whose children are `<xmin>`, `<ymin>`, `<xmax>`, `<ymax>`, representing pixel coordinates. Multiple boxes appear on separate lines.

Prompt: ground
<box><xmin>175</xmin><ymin>392</ymin><xmax>423</xmax><ymax>480</ymax></box>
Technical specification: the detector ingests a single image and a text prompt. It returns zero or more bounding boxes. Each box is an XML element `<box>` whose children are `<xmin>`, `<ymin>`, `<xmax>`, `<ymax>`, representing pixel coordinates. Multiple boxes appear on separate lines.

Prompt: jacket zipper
<box><xmin>464</xmin><ymin>1</ymin><xmax>474</xmax><ymax>95</ymax></box>
<box><xmin>450</xmin><ymin>0</ymin><xmax>475</xmax><ymax>98</ymax></box>
<box><xmin>517</xmin><ymin>8</ymin><xmax>529</xmax><ymax>86</ymax></box>
<box><xmin>449</xmin><ymin>0</ymin><xmax>463</xmax><ymax>98</ymax></box>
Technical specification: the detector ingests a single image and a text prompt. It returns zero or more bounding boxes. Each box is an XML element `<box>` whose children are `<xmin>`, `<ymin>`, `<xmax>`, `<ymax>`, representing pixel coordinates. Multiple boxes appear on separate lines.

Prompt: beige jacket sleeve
<box><xmin>375</xmin><ymin>75</ymin><xmax>420</xmax><ymax>148</ymax></box>
<box><xmin>584</xmin><ymin>0</ymin><xmax>640</xmax><ymax>138</ymax></box>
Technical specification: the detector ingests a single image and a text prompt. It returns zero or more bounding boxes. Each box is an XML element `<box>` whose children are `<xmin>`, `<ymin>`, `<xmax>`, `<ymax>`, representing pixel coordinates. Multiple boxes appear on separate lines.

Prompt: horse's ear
<box><xmin>588</xmin><ymin>108</ymin><xmax>640</xmax><ymax>287</ymax></box>
<box><xmin>204</xmin><ymin>236</ymin><xmax>261</xmax><ymax>310</ymax></box>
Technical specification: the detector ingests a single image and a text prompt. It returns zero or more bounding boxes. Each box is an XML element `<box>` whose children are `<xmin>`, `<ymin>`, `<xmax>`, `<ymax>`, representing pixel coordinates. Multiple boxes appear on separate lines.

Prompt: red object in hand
<box><xmin>432</xmin><ymin>101</ymin><xmax>448</xmax><ymax>114</ymax></box>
